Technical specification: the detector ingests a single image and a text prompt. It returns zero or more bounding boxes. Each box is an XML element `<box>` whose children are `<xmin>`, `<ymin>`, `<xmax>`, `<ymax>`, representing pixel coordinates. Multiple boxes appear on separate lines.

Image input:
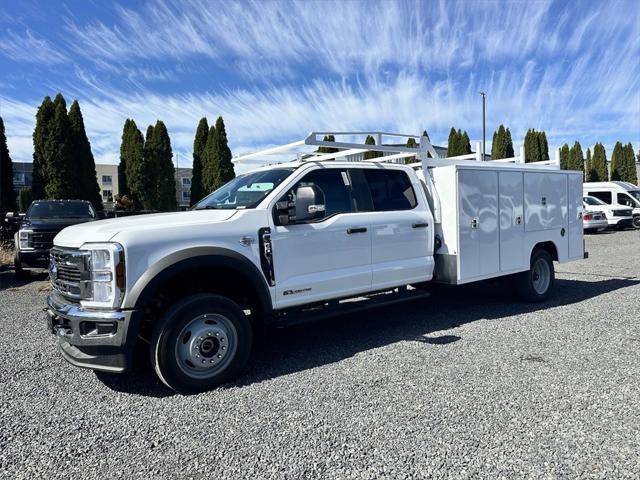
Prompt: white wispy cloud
<box><xmin>0</xmin><ymin>29</ymin><xmax>67</xmax><ymax>65</ymax></box>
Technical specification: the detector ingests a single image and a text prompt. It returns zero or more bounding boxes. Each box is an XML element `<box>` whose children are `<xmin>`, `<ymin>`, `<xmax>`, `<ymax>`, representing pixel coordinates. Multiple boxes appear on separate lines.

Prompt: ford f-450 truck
<box><xmin>46</xmin><ymin>132</ymin><xmax>585</xmax><ymax>394</ymax></box>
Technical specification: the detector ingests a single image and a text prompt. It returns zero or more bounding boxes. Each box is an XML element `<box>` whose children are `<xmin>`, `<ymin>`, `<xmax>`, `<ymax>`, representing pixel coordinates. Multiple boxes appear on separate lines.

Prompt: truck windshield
<box><xmin>583</xmin><ymin>196</ymin><xmax>606</xmax><ymax>206</ymax></box>
<box><xmin>194</xmin><ymin>168</ymin><xmax>294</xmax><ymax>210</ymax></box>
<box><xmin>27</xmin><ymin>202</ymin><xmax>96</xmax><ymax>219</ymax></box>
<box><xmin>627</xmin><ymin>190</ymin><xmax>640</xmax><ymax>205</ymax></box>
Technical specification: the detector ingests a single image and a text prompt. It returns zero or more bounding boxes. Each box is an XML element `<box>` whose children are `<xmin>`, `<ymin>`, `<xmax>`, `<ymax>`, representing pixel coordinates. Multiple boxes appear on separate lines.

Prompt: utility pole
<box><xmin>479</xmin><ymin>91</ymin><xmax>486</xmax><ymax>160</ymax></box>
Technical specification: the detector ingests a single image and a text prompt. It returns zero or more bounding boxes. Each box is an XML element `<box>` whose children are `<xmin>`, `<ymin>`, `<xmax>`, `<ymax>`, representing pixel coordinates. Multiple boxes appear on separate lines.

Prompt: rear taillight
<box><xmin>583</xmin><ymin>213</ymin><xmax>593</xmax><ymax>220</ymax></box>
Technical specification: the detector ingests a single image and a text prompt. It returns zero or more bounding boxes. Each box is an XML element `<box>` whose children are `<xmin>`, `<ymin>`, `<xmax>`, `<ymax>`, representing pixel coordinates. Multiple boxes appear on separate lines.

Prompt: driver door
<box><xmin>270</xmin><ymin>167</ymin><xmax>372</xmax><ymax>309</ymax></box>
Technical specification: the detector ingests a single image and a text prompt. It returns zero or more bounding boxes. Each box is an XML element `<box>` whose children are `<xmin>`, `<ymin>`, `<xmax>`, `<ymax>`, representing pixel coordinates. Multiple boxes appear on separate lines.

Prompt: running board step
<box><xmin>272</xmin><ymin>288</ymin><xmax>431</xmax><ymax>329</ymax></box>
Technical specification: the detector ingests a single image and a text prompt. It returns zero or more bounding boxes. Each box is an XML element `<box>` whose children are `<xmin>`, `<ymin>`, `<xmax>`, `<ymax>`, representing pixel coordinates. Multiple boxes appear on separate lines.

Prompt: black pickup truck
<box><xmin>11</xmin><ymin>200</ymin><xmax>97</xmax><ymax>279</ymax></box>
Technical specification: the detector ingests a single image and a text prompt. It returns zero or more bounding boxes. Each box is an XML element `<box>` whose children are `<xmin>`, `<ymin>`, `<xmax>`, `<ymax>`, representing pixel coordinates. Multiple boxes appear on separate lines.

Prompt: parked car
<box><xmin>13</xmin><ymin>200</ymin><xmax>97</xmax><ymax>279</ymax></box>
<box><xmin>583</xmin><ymin>195</ymin><xmax>633</xmax><ymax>230</ymax></box>
<box><xmin>582</xmin><ymin>209</ymin><xmax>608</xmax><ymax>233</ymax></box>
<box><xmin>45</xmin><ymin>131</ymin><xmax>585</xmax><ymax>394</ymax></box>
<box><xmin>583</xmin><ymin>181</ymin><xmax>640</xmax><ymax>229</ymax></box>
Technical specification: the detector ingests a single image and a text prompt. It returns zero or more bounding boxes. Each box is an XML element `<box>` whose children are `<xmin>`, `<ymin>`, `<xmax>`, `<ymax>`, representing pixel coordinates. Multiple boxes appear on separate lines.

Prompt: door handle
<box><xmin>347</xmin><ymin>227</ymin><xmax>367</xmax><ymax>234</ymax></box>
<box><xmin>412</xmin><ymin>222</ymin><xmax>429</xmax><ymax>229</ymax></box>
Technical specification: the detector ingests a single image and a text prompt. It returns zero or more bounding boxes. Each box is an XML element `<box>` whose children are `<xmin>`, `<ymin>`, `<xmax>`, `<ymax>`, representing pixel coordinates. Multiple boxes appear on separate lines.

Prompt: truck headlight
<box><xmin>18</xmin><ymin>230</ymin><xmax>33</xmax><ymax>250</ymax></box>
<box><xmin>79</xmin><ymin>242</ymin><xmax>125</xmax><ymax>309</ymax></box>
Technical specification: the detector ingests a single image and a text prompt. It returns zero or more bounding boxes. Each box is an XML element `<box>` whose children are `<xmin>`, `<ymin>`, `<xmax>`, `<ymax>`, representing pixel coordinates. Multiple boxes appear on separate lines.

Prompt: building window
<box><xmin>102</xmin><ymin>190</ymin><xmax>113</xmax><ymax>202</ymax></box>
<box><xmin>102</xmin><ymin>175</ymin><xmax>113</xmax><ymax>184</ymax></box>
<box><xmin>182</xmin><ymin>191</ymin><xmax>191</xmax><ymax>201</ymax></box>
<box><xmin>181</xmin><ymin>177</ymin><xmax>191</xmax><ymax>186</ymax></box>
<box><xmin>13</xmin><ymin>173</ymin><xmax>26</xmax><ymax>185</ymax></box>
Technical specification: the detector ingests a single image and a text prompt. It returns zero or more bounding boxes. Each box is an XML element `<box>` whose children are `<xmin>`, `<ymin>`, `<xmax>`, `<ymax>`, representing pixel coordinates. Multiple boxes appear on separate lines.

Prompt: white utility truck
<box><xmin>46</xmin><ymin>132</ymin><xmax>586</xmax><ymax>393</ymax></box>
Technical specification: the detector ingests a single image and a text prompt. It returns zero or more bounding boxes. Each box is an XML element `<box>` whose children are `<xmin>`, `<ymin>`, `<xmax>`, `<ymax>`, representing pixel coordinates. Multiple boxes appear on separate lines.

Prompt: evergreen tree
<box><xmin>446</xmin><ymin>127</ymin><xmax>457</xmax><ymax>157</ymax></box>
<box><xmin>610</xmin><ymin>142</ymin><xmax>624</xmax><ymax>181</ymax></box>
<box><xmin>32</xmin><ymin>96</ymin><xmax>55</xmax><ymax>199</ymax></box>
<box><xmin>119</xmin><ymin>119</ymin><xmax>146</xmax><ymax>208</ymax></box>
<box><xmin>0</xmin><ymin>116</ymin><xmax>17</xmax><ymax>212</ymax></box>
<box><xmin>210</xmin><ymin>116</ymin><xmax>235</xmax><ymax>190</ymax></box>
<box><xmin>538</xmin><ymin>131</ymin><xmax>549</xmax><ymax>160</ymax></box>
<box><xmin>624</xmin><ymin>143</ymin><xmax>638</xmax><ymax>185</ymax></box>
<box><xmin>18</xmin><ymin>187</ymin><xmax>33</xmax><ymax>212</ymax></box>
<box><xmin>405</xmin><ymin>137</ymin><xmax>418</xmax><ymax>163</ymax></box>
<box><xmin>559</xmin><ymin>143</ymin><xmax>570</xmax><ymax>170</ymax></box>
<box><xmin>585</xmin><ymin>148</ymin><xmax>592</xmax><ymax>182</ymax></box>
<box><xmin>140</xmin><ymin>124</ymin><xmax>157</xmax><ymax>209</ymax></box>
<box><xmin>524</xmin><ymin>129</ymin><xmax>542</xmax><ymax>163</ymax></box>
<box><xmin>504</xmin><ymin>128</ymin><xmax>515</xmax><ymax>158</ymax></box>
<box><xmin>568</xmin><ymin>141</ymin><xmax>584</xmax><ymax>177</ymax></box>
<box><xmin>491</xmin><ymin>124</ymin><xmax>506</xmax><ymax>159</ymax></box>
<box><xmin>363</xmin><ymin>135</ymin><xmax>382</xmax><ymax>160</ymax></box>
<box><xmin>190</xmin><ymin>117</ymin><xmax>209</xmax><ymax>205</ymax></box>
<box><xmin>201</xmin><ymin>125</ymin><xmax>217</xmax><ymax>193</ymax></box>
<box><xmin>68</xmin><ymin>100</ymin><xmax>102</xmax><ymax>210</ymax></box>
<box><xmin>591</xmin><ymin>143</ymin><xmax>608</xmax><ymax>181</ymax></box>
<box><xmin>149</xmin><ymin>121</ymin><xmax>176</xmax><ymax>211</ymax></box>
<box><xmin>461</xmin><ymin>131</ymin><xmax>471</xmax><ymax>154</ymax></box>
<box><xmin>43</xmin><ymin>94</ymin><xmax>75</xmax><ymax>199</ymax></box>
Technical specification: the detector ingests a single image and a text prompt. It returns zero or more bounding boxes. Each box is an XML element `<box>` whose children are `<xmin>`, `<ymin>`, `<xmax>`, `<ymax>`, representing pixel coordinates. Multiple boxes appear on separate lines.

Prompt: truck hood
<box><xmin>54</xmin><ymin>210</ymin><xmax>237</xmax><ymax>248</ymax></box>
<box><xmin>21</xmin><ymin>217</ymin><xmax>96</xmax><ymax>231</ymax></box>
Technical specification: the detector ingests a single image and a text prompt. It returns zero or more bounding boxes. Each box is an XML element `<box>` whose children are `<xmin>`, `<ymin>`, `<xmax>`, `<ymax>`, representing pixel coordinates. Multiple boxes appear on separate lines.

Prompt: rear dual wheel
<box><xmin>515</xmin><ymin>249</ymin><xmax>554</xmax><ymax>302</ymax></box>
<box><xmin>150</xmin><ymin>294</ymin><xmax>252</xmax><ymax>394</ymax></box>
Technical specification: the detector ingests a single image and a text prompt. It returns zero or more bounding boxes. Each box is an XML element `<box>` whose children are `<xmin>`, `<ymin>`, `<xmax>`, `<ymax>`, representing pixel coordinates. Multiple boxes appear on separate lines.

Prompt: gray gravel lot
<box><xmin>1</xmin><ymin>230</ymin><xmax>639</xmax><ymax>479</ymax></box>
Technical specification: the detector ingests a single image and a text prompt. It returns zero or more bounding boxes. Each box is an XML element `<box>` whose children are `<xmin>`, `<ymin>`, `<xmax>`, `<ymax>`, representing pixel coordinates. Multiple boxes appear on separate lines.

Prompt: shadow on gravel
<box><xmin>0</xmin><ymin>269</ymin><xmax>48</xmax><ymax>290</ymax></box>
<box><xmin>90</xmin><ymin>276</ymin><xmax>638</xmax><ymax>396</ymax></box>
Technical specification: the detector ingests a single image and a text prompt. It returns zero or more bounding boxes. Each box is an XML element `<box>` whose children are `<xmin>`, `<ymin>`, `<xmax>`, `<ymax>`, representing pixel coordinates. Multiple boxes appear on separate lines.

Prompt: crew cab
<box><xmin>13</xmin><ymin>200</ymin><xmax>97</xmax><ymax>279</ymax></box>
<box><xmin>45</xmin><ymin>132</ymin><xmax>586</xmax><ymax>394</ymax></box>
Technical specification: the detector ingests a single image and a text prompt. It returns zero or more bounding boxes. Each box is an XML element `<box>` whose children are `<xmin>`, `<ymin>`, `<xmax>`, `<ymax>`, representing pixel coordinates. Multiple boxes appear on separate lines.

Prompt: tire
<box><xmin>515</xmin><ymin>249</ymin><xmax>555</xmax><ymax>302</ymax></box>
<box><xmin>633</xmin><ymin>216</ymin><xmax>640</xmax><ymax>229</ymax></box>
<box><xmin>150</xmin><ymin>294</ymin><xmax>253</xmax><ymax>394</ymax></box>
<box><xmin>14</xmin><ymin>253</ymin><xmax>29</xmax><ymax>280</ymax></box>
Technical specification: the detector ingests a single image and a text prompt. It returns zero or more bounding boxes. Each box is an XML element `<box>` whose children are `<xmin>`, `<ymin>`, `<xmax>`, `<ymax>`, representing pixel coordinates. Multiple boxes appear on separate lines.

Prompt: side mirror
<box><xmin>294</xmin><ymin>185</ymin><xmax>325</xmax><ymax>222</ymax></box>
<box><xmin>275</xmin><ymin>185</ymin><xmax>326</xmax><ymax>225</ymax></box>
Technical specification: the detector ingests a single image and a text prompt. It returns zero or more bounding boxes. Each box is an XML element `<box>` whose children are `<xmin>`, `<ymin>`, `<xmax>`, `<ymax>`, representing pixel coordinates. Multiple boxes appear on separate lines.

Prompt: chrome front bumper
<box><xmin>45</xmin><ymin>292</ymin><xmax>139</xmax><ymax>373</ymax></box>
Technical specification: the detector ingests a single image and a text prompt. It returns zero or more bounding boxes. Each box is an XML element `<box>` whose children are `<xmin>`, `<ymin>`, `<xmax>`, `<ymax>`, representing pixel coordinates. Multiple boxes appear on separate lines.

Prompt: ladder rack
<box><xmin>232</xmin><ymin>131</ymin><xmax>561</xmax><ymax>171</ymax></box>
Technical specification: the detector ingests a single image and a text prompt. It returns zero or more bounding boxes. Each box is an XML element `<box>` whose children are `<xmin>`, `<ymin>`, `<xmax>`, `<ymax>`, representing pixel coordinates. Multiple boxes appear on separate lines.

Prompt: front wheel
<box><xmin>150</xmin><ymin>294</ymin><xmax>253</xmax><ymax>394</ymax></box>
<box><xmin>515</xmin><ymin>249</ymin><xmax>555</xmax><ymax>302</ymax></box>
<box><xmin>14</xmin><ymin>253</ymin><xmax>29</xmax><ymax>280</ymax></box>
<box><xmin>633</xmin><ymin>216</ymin><xmax>640</xmax><ymax>229</ymax></box>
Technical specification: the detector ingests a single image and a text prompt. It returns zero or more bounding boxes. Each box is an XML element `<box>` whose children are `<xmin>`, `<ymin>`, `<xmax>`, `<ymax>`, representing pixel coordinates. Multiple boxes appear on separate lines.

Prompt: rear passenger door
<box><xmin>356</xmin><ymin>168</ymin><xmax>433</xmax><ymax>289</ymax></box>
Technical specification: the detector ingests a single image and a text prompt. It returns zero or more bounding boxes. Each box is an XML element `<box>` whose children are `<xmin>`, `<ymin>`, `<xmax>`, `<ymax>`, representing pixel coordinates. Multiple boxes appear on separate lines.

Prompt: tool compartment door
<box><xmin>499</xmin><ymin>171</ymin><xmax>527</xmax><ymax>271</ymax></box>
<box><xmin>457</xmin><ymin>169</ymin><xmax>499</xmax><ymax>282</ymax></box>
<box><xmin>524</xmin><ymin>172</ymin><xmax>567</xmax><ymax>232</ymax></box>
<box><xmin>567</xmin><ymin>173</ymin><xmax>584</xmax><ymax>259</ymax></box>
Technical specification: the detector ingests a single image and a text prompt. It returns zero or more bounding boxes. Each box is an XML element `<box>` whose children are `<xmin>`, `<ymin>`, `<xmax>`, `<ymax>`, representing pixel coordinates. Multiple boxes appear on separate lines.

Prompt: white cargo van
<box><xmin>583</xmin><ymin>181</ymin><xmax>640</xmax><ymax>229</ymax></box>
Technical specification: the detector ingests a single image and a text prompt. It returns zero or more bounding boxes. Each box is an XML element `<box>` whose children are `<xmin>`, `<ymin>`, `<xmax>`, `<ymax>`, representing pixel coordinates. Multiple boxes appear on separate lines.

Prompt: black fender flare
<box><xmin>124</xmin><ymin>246</ymin><xmax>273</xmax><ymax>316</ymax></box>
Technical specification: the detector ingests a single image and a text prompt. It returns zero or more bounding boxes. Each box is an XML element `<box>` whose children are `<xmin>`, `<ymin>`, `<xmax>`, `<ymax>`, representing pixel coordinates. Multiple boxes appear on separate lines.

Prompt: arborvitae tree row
<box><xmin>590</xmin><ymin>143</ymin><xmax>608</xmax><ymax>181</ymax></box>
<box><xmin>140</xmin><ymin>124</ymin><xmax>157</xmax><ymax>209</ymax></box>
<box><xmin>32</xmin><ymin>96</ymin><xmax>55</xmax><ymax>199</ymax></box>
<box><xmin>585</xmin><ymin>148</ymin><xmax>592</xmax><ymax>182</ymax></box>
<box><xmin>559</xmin><ymin>143</ymin><xmax>570</xmax><ymax>170</ymax></box>
<box><xmin>624</xmin><ymin>143</ymin><xmax>638</xmax><ymax>185</ymax></box>
<box><xmin>119</xmin><ymin>119</ymin><xmax>146</xmax><ymax>208</ymax></box>
<box><xmin>491</xmin><ymin>124</ymin><xmax>515</xmax><ymax>160</ymax></box>
<box><xmin>363</xmin><ymin>135</ymin><xmax>382</xmax><ymax>160</ymax></box>
<box><xmin>610</xmin><ymin>142</ymin><xmax>625</xmax><ymax>181</ymax></box>
<box><xmin>318</xmin><ymin>135</ymin><xmax>339</xmax><ymax>154</ymax></box>
<box><xmin>190</xmin><ymin>117</ymin><xmax>209</xmax><ymax>206</ymax></box>
<box><xmin>0</xmin><ymin>116</ymin><xmax>17</xmax><ymax>212</ymax></box>
<box><xmin>524</xmin><ymin>129</ymin><xmax>549</xmax><ymax>163</ymax></box>
<box><xmin>446</xmin><ymin>128</ymin><xmax>472</xmax><ymax>157</ymax></box>
<box><xmin>68</xmin><ymin>100</ymin><xmax>102</xmax><ymax>210</ymax></box>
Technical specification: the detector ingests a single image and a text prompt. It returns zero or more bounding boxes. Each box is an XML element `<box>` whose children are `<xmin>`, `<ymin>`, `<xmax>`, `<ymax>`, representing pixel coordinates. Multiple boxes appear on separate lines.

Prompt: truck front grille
<box><xmin>50</xmin><ymin>248</ymin><xmax>90</xmax><ymax>301</ymax></box>
<box><xmin>32</xmin><ymin>231</ymin><xmax>57</xmax><ymax>250</ymax></box>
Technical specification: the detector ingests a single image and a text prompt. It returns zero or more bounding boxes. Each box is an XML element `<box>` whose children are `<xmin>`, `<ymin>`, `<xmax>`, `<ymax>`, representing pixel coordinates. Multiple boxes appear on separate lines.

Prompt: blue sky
<box><xmin>0</xmin><ymin>0</ymin><xmax>639</xmax><ymax>171</ymax></box>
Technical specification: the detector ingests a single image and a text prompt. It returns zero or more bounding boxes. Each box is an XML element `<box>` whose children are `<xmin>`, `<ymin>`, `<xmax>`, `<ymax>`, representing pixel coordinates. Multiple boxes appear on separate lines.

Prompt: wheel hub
<box><xmin>175</xmin><ymin>314</ymin><xmax>237</xmax><ymax>378</ymax></box>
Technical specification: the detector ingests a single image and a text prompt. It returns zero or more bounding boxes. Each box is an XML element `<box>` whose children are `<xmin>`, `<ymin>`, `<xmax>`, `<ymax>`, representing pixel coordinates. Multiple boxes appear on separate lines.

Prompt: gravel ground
<box><xmin>1</xmin><ymin>230</ymin><xmax>639</xmax><ymax>479</ymax></box>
